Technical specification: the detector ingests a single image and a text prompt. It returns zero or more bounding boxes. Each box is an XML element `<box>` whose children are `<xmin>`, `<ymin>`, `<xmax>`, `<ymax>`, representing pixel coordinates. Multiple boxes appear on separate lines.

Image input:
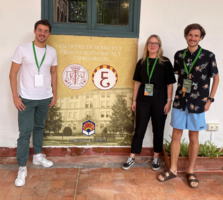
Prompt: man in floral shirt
<box><xmin>158</xmin><ymin>24</ymin><xmax>219</xmax><ymax>188</ymax></box>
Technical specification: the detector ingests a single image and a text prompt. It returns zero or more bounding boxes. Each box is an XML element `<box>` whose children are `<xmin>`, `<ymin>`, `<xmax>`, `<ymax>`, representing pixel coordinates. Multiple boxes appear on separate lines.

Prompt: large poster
<box><xmin>43</xmin><ymin>35</ymin><xmax>138</xmax><ymax>146</ymax></box>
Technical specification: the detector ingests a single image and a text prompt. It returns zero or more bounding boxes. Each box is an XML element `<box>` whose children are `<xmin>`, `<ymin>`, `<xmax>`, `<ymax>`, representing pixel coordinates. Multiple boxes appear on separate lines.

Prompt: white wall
<box><xmin>140</xmin><ymin>0</ymin><xmax>223</xmax><ymax>148</ymax></box>
<box><xmin>0</xmin><ymin>0</ymin><xmax>222</xmax><ymax>148</ymax></box>
<box><xmin>0</xmin><ymin>1</ymin><xmax>41</xmax><ymax>147</ymax></box>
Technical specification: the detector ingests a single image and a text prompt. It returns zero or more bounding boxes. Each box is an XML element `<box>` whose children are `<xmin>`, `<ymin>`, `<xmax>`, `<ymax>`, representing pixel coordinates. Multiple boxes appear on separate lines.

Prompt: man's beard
<box><xmin>36</xmin><ymin>36</ymin><xmax>47</xmax><ymax>43</ymax></box>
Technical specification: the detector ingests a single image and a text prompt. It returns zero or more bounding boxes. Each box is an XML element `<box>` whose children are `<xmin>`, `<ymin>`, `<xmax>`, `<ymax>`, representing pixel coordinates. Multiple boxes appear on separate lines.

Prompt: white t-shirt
<box><xmin>12</xmin><ymin>42</ymin><xmax>57</xmax><ymax>100</ymax></box>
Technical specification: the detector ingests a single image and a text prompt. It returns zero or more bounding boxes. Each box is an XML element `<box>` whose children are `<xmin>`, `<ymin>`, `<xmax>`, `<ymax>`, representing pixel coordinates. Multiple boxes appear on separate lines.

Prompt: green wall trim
<box><xmin>41</xmin><ymin>0</ymin><xmax>141</xmax><ymax>38</ymax></box>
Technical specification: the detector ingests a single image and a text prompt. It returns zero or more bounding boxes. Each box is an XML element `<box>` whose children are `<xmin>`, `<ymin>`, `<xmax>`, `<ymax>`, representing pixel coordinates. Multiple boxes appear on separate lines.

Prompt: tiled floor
<box><xmin>0</xmin><ymin>156</ymin><xmax>223</xmax><ymax>200</ymax></box>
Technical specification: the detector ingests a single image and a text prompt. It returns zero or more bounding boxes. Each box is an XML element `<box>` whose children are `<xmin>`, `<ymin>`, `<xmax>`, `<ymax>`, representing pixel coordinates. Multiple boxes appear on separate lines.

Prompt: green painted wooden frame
<box><xmin>41</xmin><ymin>0</ymin><xmax>141</xmax><ymax>38</ymax></box>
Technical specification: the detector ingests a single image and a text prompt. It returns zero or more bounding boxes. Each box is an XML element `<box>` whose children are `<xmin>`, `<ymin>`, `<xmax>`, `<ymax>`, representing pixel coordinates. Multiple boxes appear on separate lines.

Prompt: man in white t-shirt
<box><xmin>9</xmin><ymin>20</ymin><xmax>57</xmax><ymax>187</ymax></box>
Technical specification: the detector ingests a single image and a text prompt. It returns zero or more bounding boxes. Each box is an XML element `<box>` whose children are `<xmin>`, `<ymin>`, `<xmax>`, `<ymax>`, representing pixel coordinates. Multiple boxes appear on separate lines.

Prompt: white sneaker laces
<box><xmin>17</xmin><ymin>168</ymin><xmax>26</xmax><ymax>179</ymax></box>
<box><xmin>40</xmin><ymin>154</ymin><xmax>48</xmax><ymax>161</ymax></box>
<box><xmin>41</xmin><ymin>154</ymin><xmax>46</xmax><ymax>158</ymax></box>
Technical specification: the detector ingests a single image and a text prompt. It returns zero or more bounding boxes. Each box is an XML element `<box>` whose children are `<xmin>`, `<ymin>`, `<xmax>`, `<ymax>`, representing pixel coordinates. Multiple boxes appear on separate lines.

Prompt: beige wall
<box><xmin>0</xmin><ymin>0</ymin><xmax>223</xmax><ymax>147</ymax></box>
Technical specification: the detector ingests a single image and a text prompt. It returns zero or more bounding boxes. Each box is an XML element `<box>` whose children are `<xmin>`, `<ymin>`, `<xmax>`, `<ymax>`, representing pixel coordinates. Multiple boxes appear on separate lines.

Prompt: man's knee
<box><xmin>189</xmin><ymin>131</ymin><xmax>199</xmax><ymax>144</ymax></box>
<box><xmin>172</xmin><ymin>128</ymin><xmax>183</xmax><ymax>141</ymax></box>
<box><xmin>17</xmin><ymin>134</ymin><xmax>31</xmax><ymax>144</ymax></box>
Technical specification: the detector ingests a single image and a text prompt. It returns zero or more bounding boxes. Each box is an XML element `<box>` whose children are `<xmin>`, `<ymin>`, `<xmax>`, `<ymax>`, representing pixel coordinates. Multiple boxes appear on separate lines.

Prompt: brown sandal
<box><xmin>158</xmin><ymin>170</ymin><xmax>178</xmax><ymax>182</ymax></box>
<box><xmin>186</xmin><ymin>173</ymin><xmax>199</xmax><ymax>189</ymax></box>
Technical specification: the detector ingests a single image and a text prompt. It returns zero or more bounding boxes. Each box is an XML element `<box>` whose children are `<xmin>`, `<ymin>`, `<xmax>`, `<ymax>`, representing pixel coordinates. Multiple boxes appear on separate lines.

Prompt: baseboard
<box><xmin>0</xmin><ymin>147</ymin><xmax>157</xmax><ymax>157</ymax></box>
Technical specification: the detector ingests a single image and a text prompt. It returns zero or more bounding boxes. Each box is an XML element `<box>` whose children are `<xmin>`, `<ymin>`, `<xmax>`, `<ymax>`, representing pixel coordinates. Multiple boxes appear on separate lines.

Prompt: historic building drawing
<box><xmin>56</xmin><ymin>87</ymin><xmax>133</xmax><ymax>135</ymax></box>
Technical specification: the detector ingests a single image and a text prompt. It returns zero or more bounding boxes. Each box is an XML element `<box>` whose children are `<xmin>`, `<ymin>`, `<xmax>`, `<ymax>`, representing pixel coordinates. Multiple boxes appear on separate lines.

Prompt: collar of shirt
<box><xmin>186</xmin><ymin>45</ymin><xmax>201</xmax><ymax>57</ymax></box>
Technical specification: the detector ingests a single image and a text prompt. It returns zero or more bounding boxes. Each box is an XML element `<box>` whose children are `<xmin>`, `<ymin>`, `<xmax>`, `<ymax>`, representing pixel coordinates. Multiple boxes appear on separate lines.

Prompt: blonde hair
<box><xmin>141</xmin><ymin>34</ymin><xmax>168</xmax><ymax>65</ymax></box>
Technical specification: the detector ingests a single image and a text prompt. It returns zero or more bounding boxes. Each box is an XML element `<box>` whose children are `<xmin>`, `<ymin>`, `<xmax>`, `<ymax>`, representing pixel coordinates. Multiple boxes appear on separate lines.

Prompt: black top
<box><xmin>133</xmin><ymin>57</ymin><xmax>176</xmax><ymax>102</ymax></box>
<box><xmin>173</xmin><ymin>46</ymin><xmax>218</xmax><ymax>113</ymax></box>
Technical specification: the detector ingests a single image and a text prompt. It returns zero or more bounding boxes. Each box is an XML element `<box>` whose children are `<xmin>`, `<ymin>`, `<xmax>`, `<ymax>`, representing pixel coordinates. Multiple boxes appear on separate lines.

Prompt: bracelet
<box><xmin>167</xmin><ymin>99</ymin><xmax>172</xmax><ymax>101</ymax></box>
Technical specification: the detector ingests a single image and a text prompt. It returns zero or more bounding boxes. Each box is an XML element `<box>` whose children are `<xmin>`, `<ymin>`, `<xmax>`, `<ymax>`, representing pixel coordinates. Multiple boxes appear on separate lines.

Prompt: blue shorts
<box><xmin>170</xmin><ymin>108</ymin><xmax>207</xmax><ymax>131</ymax></box>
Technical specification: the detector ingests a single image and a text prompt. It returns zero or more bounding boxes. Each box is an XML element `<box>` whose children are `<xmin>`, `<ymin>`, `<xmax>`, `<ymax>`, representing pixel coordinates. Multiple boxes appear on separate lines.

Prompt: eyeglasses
<box><xmin>148</xmin><ymin>42</ymin><xmax>159</xmax><ymax>46</ymax></box>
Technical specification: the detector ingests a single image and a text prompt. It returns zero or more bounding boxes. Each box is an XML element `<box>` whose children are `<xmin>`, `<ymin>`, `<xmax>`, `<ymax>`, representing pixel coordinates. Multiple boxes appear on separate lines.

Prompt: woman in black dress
<box><xmin>122</xmin><ymin>35</ymin><xmax>176</xmax><ymax>170</ymax></box>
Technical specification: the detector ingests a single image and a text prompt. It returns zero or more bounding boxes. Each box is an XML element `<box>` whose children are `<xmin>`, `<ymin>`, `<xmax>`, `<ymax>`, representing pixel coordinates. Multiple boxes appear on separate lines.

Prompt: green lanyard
<box><xmin>183</xmin><ymin>47</ymin><xmax>202</xmax><ymax>78</ymax></box>
<box><xmin>32</xmin><ymin>41</ymin><xmax>47</xmax><ymax>73</ymax></box>
<box><xmin>147</xmin><ymin>57</ymin><xmax>158</xmax><ymax>83</ymax></box>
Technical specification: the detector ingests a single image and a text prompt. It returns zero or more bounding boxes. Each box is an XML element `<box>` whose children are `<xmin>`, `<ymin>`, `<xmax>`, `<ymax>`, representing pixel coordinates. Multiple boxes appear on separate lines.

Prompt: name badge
<box><xmin>144</xmin><ymin>84</ymin><xmax>154</xmax><ymax>96</ymax></box>
<box><xmin>35</xmin><ymin>74</ymin><xmax>43</xmax><ymax>87</ymax></box>
<box><xmin>183</xmin><ymin>79</ymin><xmax>192</xmax><ymax>93</ymax></box>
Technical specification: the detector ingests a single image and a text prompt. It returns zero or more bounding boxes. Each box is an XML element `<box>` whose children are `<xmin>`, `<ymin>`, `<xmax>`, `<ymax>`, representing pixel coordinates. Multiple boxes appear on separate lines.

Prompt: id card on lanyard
<box><xmin>182</xmin><ymin>47</ymin><xmax>202</xmax><ymax>93</ymax></box>
<box><xmin>32</xmin><ymin>41</ymin><xmax>47</xmax><ymax>87</ymax></box>
<box><xmin>144</xmin><ymin>57</ymin><xmax>158</xmax><ymax>96</ymax></box>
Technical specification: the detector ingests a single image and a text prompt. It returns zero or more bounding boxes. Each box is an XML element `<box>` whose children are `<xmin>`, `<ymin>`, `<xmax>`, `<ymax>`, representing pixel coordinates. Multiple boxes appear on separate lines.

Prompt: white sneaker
<box><xmin>33</xmin><ymin>154</ymin><xmax>53</xmax><ymax>168</ymax></box>
<box><xmin>14</xmin><ymin>166</ymin><xmax>27</xmax><ymax>187</ymax></box>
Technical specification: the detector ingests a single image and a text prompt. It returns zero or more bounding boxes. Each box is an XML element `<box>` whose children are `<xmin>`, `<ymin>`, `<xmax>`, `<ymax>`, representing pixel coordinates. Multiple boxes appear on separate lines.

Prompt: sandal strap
<box><xmin>187</xmin><ymin>173</ymin><xmax>197</xmax><ymax>179</ymax></box>
<box><xmin>188</xmin><ymin>179</ymin><xmax>199</xmax><ymax>183</ymax></box>
<box><xmin>159</xmin><ymin>170</ymin><xmax>177</xmax><ymax>182</ymax></box>
<box><xmin>160</xmin><ymin>172</ymin><xmax>168</xmax><ymax>179</ymax></box>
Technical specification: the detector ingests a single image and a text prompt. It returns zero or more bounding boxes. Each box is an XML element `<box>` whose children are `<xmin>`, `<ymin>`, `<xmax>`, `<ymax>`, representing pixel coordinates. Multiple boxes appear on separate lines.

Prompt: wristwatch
<box><xmin>208</xmin><ymin>97</ymin><xmax>214</xmax><ymax>103</ymax></box>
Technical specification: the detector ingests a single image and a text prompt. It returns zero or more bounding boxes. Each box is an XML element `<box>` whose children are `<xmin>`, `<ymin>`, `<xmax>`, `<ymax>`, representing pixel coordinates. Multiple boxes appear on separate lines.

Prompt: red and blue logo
<box><xmin>82</xmin><ymin>120</ymin><xmax>95</xmax><ymax>136</ymax></box>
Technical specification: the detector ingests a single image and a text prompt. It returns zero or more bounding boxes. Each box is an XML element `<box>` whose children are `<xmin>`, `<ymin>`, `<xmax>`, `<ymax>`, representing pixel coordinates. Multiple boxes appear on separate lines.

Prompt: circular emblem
<box><xmin>92</xmin><ymin>65</ymin><xmax>118</xmax><ymax>90</ymax></box>
<box><xmin>62</xmin><ymin>64</ymin><xmax>88</xmax><ymax>90</ymax></box>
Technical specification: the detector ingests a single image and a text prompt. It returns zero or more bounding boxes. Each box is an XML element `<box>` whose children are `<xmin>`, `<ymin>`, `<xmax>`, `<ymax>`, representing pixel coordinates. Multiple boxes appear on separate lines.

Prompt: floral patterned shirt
<box><xmin>173</xmin><ymin>46</ymin><xmax>218</xmax><ymax>113</ymax></box>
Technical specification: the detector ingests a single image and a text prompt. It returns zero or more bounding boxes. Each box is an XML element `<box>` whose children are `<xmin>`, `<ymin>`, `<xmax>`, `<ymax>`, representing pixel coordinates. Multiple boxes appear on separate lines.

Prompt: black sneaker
<box><xmin>152</xmin><ymin>158</ymin><xmax>160</xmax><ymax>171</ymax></box>
<box><xmin>122</xmin><ymin>157</ymin><xmax>135</xmax><ymax>170</ymax></box>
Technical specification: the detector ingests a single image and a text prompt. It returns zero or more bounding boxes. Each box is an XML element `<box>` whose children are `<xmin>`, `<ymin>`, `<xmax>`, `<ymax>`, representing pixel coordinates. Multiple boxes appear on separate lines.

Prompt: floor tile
<box><xmin>111</xmin><ymin>186</ymin><xmax>126</xmax><ymax>194</ymax></box>
<box><xmin>101</xmin><ymin>168</ymin><xmax>112</xmax><ymax>173</ymax></box>
<box><xmin>33</xmin><ymin>196</ymin><xmax>47</xmax><ymax>200</ymax></box>
<box><xmin>62</xmin><ymin>188</ymin><xmax>75</xmax><ymax>197</ymax></box>
<box><xmin>124</xmin><ymin>173</ymin><xmax>135</xmax><ymax>180</ymax></box>
<box><xmin>26</xmin><ymin>175</ymin><xmax>40</xmax><ymax>189</ymax></box>
<box><xmin>112</xmin><ymin>179</ymin><xmax>126</xmax><ymax>187</ymax></box>
<box><xmin>35</xmin><ymin>187</ymin><xmax>50</xmax><ymax>197</ymax></box>
<box><xmin>28</xmin><ymin>169</ymin><xmax>44</xmax><ymax>175</ymax></box>
<box><xmin>126</xmin><ymin>186</ymin><xmax>140</xmax><ymax>194</ymax></box>
<box><xmin>150</xmin><ymin>186</ymin><xmax>167</xmax><ymax>199</ymax></box>
<box><xmin>204</xmin><ymin>193</ymin><xmax>219</xmax><ymax>200</ymax></box>
<box><xmin>4</xmin><ymin>195</ymin><xmax>20</xmax><ymax>200</ymax></box>
<box><xmin>4</xmin><ymin>172</ymin><xmax>17</xmax><ymax>182</ymax></box>
<box><xmin>61</xmin><ymin>197</ymin><xmax>74</xmax><ymax>200</ymax></box>
<box><xmin>21</xmin><ymin>188</ymin><xmax>36</xmax><ymax>196</ymax></box>
<box><xmin>112</xmin><ymin>173</ymin><xmax>124</xmax><ymax>180</ymax></box>
<box><xmin>50</xmin><ymin>181</ymin><xmax>65</xmax><ymax>188</ymax></box>
<box><xmin>89</xmin><ymin>179</ymin><xmax>113</xmax><ymax>188</ymax></box>
<box><xmin>75</xmin><ymin>194</ymin><xmax>87</xmax><ymax>200</ymax></box>
<box><xmin>140</xmin><ymin>193</ymin><xmax>154</xmax><ymax>200</ymax></box>
<box><xmin>20</xmin><ymin>196</ymin><xmax>34</xmax><ymax>200</ymax></box>
<box><xmin>0</xmin><ymin>156</ymin><xmax>223</xmax><ymax>200</ymax></box>
<box><xmin>7</xmin><ymin>186</ymin><xmax>24</xmax><ymax>196</ymax></box>
<box><xmin>125</xmin><ymin>179</ymin><xmax>137</xmax><ymax>187</ymax></box>
<box><xmin>0</xmin><ymin>189</ymin><xmax>10</xmax><ymax>197</ymax></box>
<box><xmin>114</xmin><ymin>193</ymin><xmax>138</xmax><ymax>200</ymax></box>
<box><xmin>101</xmin><ymin>173</ymin><xmax>113</xmax><ymax>180</ymax></box>
<box><xmin>53</xmin><ymin>174</ymin><xmax>77</xmax><ymax>181</ymax></box>
<box><xmin>64</xmin><ymin>181</ymin><xmax>77</xmax><ymax>189</ymax></box>
<box><xmin>89</xmin><ymin>173</ymin><xmax>101</xmax><ymax>180</ymax></box>
<box><xmin>0</xmin><ymin>169</ymin><xmax>10</xmax><ymax>178</ymax></box>
<box><xmin>100</xmin><ymin>189</ymin><xmax>115</xmax><ymax>200</ymax></box>
<box><xmin>0</xmin><ymin>181</ymin><xmax>14</xmax><ymax>189</ymax></box>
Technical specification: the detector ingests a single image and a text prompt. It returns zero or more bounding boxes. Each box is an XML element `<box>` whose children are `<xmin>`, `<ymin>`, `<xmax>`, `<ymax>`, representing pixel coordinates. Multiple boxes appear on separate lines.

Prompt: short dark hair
<box><xmin>34</xmin><ymin>20</ymin><xmax>52</xmax><ymax>33</ymax></box>
<box><xmin>184</xmin><ymin>23</ymin><xmax>206</xmax><ymax>38</ymax></box>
